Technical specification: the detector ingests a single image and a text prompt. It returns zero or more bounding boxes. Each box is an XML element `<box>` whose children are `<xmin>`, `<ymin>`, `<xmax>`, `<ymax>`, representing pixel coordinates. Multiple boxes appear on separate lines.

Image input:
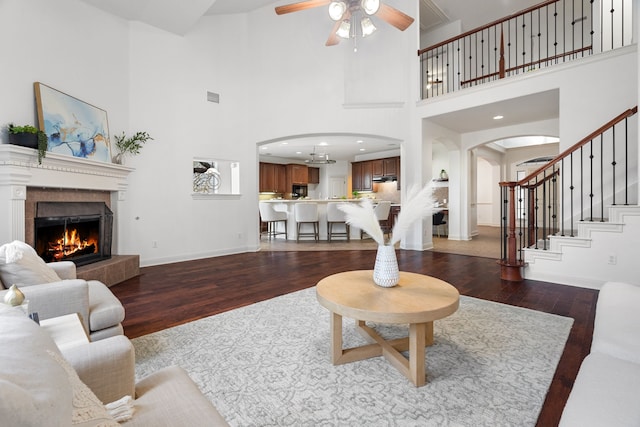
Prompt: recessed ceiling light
<box><xmin>359</xmin><ymin>148</ymin><xmax>366</xmax><ymax>151</ymax></box>
<box><xmin>296</xmin><ymin>151</ymin><xmax>302</xmax><ymax>154</ymax></box>
<box><xmin>280</xmin><ymin>142</ymin><xmax>288</xmax><ymax>145</ymax></box>
<box><xmin>319</xmin><ymin>142</ymin><xmax>328</xmax><ymax>146</ymax></box>
<box><xmin>260</xmin><ymin>146</ymin><xmax>268</xmax><ymax>150</ymax></box>
<box><xmin>356</xmin><ymin>140</ymin><xmax>364</xmax><ymax>144</ymax></box>
<box><xmin>493</xmin><ymin>115</ymin><xmax>504</xmax><ymax>120</ymax></box>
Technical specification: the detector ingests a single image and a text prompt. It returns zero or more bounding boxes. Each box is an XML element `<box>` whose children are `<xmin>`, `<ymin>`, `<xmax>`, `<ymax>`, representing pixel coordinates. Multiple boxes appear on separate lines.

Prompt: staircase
<box><xmin>499</xmin><ymin>107</ymin><xmax>639</xmax><ymax>288</ymax></box>
<box><xmin>523</xmin><ymin>205</ymin><xmax>640</xmax><ymax>289</ymax></box>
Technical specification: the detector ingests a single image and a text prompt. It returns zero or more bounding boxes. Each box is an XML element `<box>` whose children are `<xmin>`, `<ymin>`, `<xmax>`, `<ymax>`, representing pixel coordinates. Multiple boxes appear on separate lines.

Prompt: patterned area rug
<box><xmin>132</xmin><ymin>287</ymin><xmax>573</xmax><ymax>426</ymax></box>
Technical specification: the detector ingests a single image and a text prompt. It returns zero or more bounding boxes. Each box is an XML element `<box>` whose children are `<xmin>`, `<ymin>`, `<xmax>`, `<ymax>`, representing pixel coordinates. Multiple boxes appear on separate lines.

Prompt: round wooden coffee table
<box><xmin>316</xmin><ymin>270</ymin><xmax>459</xmax><ymax>387</ymax></box>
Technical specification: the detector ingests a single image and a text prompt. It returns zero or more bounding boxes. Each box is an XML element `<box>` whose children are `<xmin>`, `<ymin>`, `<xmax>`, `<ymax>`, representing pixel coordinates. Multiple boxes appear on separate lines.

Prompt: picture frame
<box><xmin>34</xmin><ymin>82</ymin><xmax>113</xmax><ymax>163</ymax></box>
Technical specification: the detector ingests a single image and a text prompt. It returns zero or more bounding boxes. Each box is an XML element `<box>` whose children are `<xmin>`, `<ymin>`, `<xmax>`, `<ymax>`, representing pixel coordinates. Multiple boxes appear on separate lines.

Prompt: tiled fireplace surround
<box><xmin>0</xmin><ymin>144</ymin><xmax>139</xmax><ymax>286</ymax></box>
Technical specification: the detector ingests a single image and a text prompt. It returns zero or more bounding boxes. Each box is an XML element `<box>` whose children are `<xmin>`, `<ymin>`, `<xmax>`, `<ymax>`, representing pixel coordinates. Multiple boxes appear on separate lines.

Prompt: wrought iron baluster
<box><xmin>600</xmin><ymin>133</ymin><xmax>604</xmax><ymax>221</ymax></box>
<box><xmin>580</xmin><ymin>146</ymin><xmax>584</xmax><ymax>221</ymax></box>
<box><xmin>624</xmin><ymin>116</ymin><xmax>629</xmax><ymax>205</ymax></box>
<box><xmin>589</xmin><ymin>139</ymin><xmax>594</xmax><ymax>221</ymax></box>
<box><xmin>612</xmin><ymin>123</ymin><xmax>616</xmax><ymax>205</ymax></box>
<box><xmin>570</xmin><ymin>152</ymin><xmax>575</xmax><ymax>236</ymax></box>
<box><xmin>561</xmin><ymin>158</ymin><xmax>565</xmax><ymax>235</ymax></box>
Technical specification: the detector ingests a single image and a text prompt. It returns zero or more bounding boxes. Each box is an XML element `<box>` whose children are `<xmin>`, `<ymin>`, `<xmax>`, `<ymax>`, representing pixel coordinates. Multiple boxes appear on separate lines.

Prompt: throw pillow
<box><xmin>0</xmin><ymin>240</ymin><xmax>61</xmax><ymax>288</ymax></box>
<box><xmin>46</xmin><ymin>349</ymin><xmax>120</xmax><ymax>426</ymax></box>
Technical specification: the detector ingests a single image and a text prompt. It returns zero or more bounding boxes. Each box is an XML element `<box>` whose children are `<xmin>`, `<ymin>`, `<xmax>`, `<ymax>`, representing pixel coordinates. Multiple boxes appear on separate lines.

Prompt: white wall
<box><xmin>0</xmin><ymin>0</ymin><xmax>418</xmax><ymax>266</ymax></box>
<box><xmin>0</xmin><ymin>0</ymin><xmax>130</xmax><ymax>140</ymax></box>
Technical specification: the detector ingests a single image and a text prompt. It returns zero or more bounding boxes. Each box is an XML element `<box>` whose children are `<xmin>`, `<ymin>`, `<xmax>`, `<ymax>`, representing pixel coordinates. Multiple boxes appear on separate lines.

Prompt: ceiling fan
<box><xmin>275</xmin><ymin>0</ymin><xmax>414</xmax><ymax>47</ymax></box>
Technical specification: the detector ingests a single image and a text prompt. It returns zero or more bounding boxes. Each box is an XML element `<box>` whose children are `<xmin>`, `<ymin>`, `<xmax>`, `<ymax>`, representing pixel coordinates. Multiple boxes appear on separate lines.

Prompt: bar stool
<box><xmin>294</xmin><ymin>203</ymin><xmax>319</xmax><ymax>242</ymax></box>
<box><xmin>361</xmin><ymin>201</ymin><xmax>392</xmax><ymax>239</ymax></box>
<box><xmin>259</xmin><ymin>202</ymin><xmax>287</xmax><ymax>240</ymax></box>
<box><xmin>326</xmin><ymin>202</ymin><xmax>350</xmax><ymax>242</ymax></box>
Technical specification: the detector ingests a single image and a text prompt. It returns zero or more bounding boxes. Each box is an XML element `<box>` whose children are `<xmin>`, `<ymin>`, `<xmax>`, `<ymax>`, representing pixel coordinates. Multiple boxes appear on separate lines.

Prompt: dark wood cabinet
<box><xmin>371</xmin><ymin>159</ymin><xmax>384</xmax><ymax>177</ymax></box>
<box><xmin>383</xmin><ymin>157</ymin><xmax>398</xmax><ymax>176</ymax></box>
<box><xmin>287</xmin><ymin>164</ymin><xmax>308</xmax><ymax>185</ymax></box>
<box><xmin>352</xmin><ymin>156</ymin><xmax>400</xmax><ymax>192</ymax></box>
<box><xmin>308</xmin><ymin>167</ymin><xmax>320</xmax><ymax>184</ymax></box>
<box><xmin>352</xmin><ymin>161</ymin><xmax>373</xmax><ymax>191</ymax></box>
<box><xmin>259</xmin><ymin>162</ymin><xmax>287</xmax><ymax>193</ymax></box>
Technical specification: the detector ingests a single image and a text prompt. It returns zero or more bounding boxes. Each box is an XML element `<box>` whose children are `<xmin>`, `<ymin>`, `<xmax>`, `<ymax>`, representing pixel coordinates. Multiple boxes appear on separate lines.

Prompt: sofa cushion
<box><xmin>0</xmin><ymin>303</ymin><xmax>72</xmax><ymax>426</ymax></box>
<box><xmin>559</xmin><ymin>352</ymin><xmax>640</xmax><ymax>427</ymax></box>
<box><xmin>121</xmin><ymin>366</ymin><xmax>228</xmax><ymax>427</ymax></box>
<box><xmin>0</xmin><ymin>240</ymin><xmax>61</xmax><ymax>289</ymax></box>
<box><xmin>46</xmin><ymin>349</ymin><xmax>119</xmax><ymax>427</ymax></box>
<box><xmin>591</xmin><ymin>281</ymin><xmax>640</xmax><ymax>364</ymax></box>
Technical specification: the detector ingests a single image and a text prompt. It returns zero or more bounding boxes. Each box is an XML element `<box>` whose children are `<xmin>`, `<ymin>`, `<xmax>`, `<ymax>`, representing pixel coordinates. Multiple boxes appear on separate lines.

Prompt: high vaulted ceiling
<box><xmin>79</xmin><ymin>0</ymin><xmax>551</xmax><ymax>161</ymax></box>
<box><xmin>81</xmin><ymin>0</ymin><xmax>543</xmax><ymax>37</ymax></box>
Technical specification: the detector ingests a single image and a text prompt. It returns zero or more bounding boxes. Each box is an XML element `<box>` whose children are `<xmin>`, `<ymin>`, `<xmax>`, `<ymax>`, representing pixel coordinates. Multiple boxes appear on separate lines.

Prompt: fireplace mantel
<box><xmin>0</xmin><ymin>144</ymin><xmax>133</xmax><ymax>244</ymax></box>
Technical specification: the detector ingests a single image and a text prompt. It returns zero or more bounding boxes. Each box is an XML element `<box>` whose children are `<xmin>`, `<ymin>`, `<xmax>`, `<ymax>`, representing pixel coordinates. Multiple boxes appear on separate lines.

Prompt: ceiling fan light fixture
<box><xmin>328</xmin><ymin>1</ymin><xmax>347</xmax><ymax>21</ymax></box>
<box><xmin>360</xmin><ymin>17</ymin><xmax>376</xmax><ymax>36</ymax></box>
<box><xmin>361</xmin><ymin>0</ymin><xmax>380</xmax><ymax>15</ymax></box>
<box><xmin>336</xmin><ymin>20</ymin><xmax>351</xmax><ymax>39</ymax></box>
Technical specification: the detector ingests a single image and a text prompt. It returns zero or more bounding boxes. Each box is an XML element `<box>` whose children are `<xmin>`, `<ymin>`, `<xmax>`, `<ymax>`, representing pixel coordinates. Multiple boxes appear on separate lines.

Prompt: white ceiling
<box><xmin>79</xmin><ymin>0</ymin><xmax>551</xmax><ymax>161</ymax></box>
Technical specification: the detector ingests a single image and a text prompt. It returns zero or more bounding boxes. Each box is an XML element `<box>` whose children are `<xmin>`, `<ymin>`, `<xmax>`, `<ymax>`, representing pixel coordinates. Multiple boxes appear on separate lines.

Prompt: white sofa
<box><xmin>559</xmin><ymin>281</ymin><xmax>640</xmax><ymax>426</ymax></box>
<box><xmin>0</xmin><ymin>302</ymin><xmax>228</xmax><ymax>426</ymax></box>
<box><xmin>0</xmin><ymin>241</ymin><xmax>125</xmax><ymax>340</ymax></box>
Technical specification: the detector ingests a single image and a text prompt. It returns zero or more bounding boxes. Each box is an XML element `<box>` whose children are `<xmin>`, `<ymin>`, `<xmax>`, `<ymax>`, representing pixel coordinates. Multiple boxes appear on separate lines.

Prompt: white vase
<box><xmin>373</xmin><ymin>245</ymin><xmax>400</xmax><ymax>287</ymax></box>
<box><xmin>4</xmin><ymin>284</ymin><xmax>25</xmax><ymax>306</ymax></box>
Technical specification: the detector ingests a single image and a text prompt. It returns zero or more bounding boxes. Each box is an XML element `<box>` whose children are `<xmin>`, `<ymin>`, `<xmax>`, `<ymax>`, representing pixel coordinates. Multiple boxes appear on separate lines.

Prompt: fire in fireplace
<box><xmin>34</xmin><ymin>202</ymin><xmax>113</xmax><ymax>266</ymax></box>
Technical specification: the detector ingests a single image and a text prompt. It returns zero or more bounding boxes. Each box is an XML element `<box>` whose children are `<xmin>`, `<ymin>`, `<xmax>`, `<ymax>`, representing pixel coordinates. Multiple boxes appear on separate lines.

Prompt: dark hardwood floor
<box><xmin>110</xmin><ymin>249</ymin><xmax>598</xmax><ymax>427</ymax></box>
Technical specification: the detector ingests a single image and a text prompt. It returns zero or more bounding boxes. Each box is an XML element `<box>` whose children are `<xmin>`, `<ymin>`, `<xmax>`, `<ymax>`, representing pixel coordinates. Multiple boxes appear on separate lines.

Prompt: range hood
<box><xmin>372</xmin><ymin>175</ymin><xmax>397</xmax><ymax>182</ymax></box>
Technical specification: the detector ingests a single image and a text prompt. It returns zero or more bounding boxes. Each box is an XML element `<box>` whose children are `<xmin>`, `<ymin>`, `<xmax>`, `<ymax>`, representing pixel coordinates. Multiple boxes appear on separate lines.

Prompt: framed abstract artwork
<box><xmin>34</xmin><ymin>82</ymin><xmax>112</xmax><ymax>163</ymax></box>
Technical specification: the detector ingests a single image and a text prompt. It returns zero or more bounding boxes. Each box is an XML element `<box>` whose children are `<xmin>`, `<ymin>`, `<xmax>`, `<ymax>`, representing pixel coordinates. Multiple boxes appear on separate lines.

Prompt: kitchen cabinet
<box><xmin>353</xmin><ymin>157</ymin><xmax>400</xmax><ymax>192</ymax></box>
<box><xmin>351</xmin><ymin>161</ymin><xmax>373</xmax><ymax>191</ymax></box>
<box><xmin>371</xmin><ymin>159</ymin><xmax>384</xmax><ymax>177</ymax></box>
<box><xmin>308</xmin><ymin>167</ymin><xmax>320</xmax><ymax>184</ymax></box>
<box><xmin>383</xmin><ymin>157</ymin><xmax>398</xmax><ymax>176</ymax></box>
<box><xmin>259</xmin><ymin>162</ymin><xmax>287</xmax><ymax>193</ymax></box>
<box><xmin>287</xmin><ymin>164</ymin><xmax>308</xmax><ymax>185</ymax></box>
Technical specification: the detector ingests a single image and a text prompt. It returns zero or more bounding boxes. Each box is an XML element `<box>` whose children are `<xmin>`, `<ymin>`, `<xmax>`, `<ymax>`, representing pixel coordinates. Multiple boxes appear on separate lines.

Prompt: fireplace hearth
<box><xmin>35</xmin><ymin>202</ymin><xmax>113</xmax><ymax>267</ymax></box>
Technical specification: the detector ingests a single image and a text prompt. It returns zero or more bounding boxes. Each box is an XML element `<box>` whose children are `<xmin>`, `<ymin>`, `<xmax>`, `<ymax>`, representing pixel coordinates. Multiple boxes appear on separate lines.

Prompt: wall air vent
<box><xmin>207</xmin><ymin>91</ymin><xmax>220</xmax><ymax>103</ymax></box>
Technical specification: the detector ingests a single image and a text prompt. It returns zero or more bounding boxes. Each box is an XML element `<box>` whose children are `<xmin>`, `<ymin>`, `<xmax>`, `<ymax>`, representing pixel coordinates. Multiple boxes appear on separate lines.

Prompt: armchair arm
<box><xmin>62</xmin><ymin>335</ymin><xmax>136</xmax><ymax>404</ymax></box>
<box><xmin>19</xmin><ymin>280</ymin><xmax>90</xmax><ymax>331</ymax></box>
<box><xmin>48</xmin><ymin>261</ymin><xmax>77</xmax><ymax>280</ymax></box>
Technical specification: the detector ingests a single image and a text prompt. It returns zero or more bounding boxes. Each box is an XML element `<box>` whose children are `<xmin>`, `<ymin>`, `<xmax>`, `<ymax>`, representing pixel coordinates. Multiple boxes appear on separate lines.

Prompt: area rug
<box><xmin>132</xmin><ymin>287</ymin><xmax>573</xmax><ymax>426</ymax></box>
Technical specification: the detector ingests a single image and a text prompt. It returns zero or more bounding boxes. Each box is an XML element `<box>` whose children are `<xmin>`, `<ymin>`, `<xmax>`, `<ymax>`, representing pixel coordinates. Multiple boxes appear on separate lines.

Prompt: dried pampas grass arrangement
<box><xmin>340</xmin><ymin>182</ymin><xmax>438</xmax><ymax>246</ymax></box>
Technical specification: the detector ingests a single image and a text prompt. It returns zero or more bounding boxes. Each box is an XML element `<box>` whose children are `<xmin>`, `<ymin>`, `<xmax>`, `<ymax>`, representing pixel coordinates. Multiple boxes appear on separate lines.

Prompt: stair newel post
<box><xmin>498</xmin><ymin>182</ymin><xmax>524</xmax><ymax>281</ymax></box>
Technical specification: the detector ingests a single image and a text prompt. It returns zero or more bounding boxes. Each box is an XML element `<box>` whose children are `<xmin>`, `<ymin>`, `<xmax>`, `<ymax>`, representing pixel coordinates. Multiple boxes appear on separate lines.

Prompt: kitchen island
<box><xmin>260</xmin><ymin>199</ymin><xmax>367</xmax><ymax>241</ymax></box>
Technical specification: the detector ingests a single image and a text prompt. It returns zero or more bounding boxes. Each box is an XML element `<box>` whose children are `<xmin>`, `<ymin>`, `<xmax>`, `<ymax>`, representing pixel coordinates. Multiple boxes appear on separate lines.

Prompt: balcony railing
<box><xmin>418</xmin><ymin>0</ymin><xmax>633</xmax><ymax>99</ymax></box>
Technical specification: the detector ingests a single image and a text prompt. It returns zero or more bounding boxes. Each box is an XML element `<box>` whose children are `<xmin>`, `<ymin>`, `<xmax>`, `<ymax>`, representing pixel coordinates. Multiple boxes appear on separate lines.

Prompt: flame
<box><xmin>48</xmin><ymin>228</ymin><xmax>98</xmax><ymax>260</ymax></box>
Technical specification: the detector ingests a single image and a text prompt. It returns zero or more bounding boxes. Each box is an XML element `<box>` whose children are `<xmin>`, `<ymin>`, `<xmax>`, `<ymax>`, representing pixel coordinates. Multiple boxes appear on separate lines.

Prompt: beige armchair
<box><xmin>0</xmin><ymin>241</ymin><xmax>124</xmax><ymax>341</ymax></box>
<box><xmin>0</xmin><ymin>303</ymin><xmax>228</xmax><ymax>426</ymax></box>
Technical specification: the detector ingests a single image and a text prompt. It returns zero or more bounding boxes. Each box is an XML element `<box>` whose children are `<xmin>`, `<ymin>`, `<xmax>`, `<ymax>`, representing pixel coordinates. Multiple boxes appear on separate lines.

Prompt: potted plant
<box><xmin>7</xmin><ymin>123</ymin><xmax>48</xmax><ymax>164</ymax></box>
<box><xmin>113</xmin><ymin>131</ymin><xmax>153</xmax><ymax>164</ymax></box>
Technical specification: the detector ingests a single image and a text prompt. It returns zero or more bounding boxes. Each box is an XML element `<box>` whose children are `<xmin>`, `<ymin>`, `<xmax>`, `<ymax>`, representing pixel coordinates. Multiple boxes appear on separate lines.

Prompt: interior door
<box><xmin>330</xmin><ymin>176</ymin><xmax>347</xmax><ymax>199</ymax></box>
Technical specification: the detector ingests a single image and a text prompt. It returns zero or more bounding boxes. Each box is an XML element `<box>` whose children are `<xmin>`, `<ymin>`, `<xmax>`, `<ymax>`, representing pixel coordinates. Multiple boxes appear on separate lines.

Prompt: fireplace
<box><xmin>34</xmin><ymin>202</ymin><xmax>113</xmax><ymax>266</ymax></box>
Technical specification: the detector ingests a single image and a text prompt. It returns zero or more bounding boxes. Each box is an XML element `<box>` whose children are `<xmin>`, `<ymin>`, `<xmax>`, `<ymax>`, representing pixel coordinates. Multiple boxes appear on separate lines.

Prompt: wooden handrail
<box><xmin>417</xmin><ymin>0</ymin><xmax>559</xmax><ymax>56</ymax></box>
<box><xmin>460</xmin><ymin>46</ymin><xmax>593</xmax><ymax>86</ymax></box>
<box><xmin>517</xmin><ymin>107</ymin><xmax>638</xmax><ymax>186</ymax></box>
<box><xmin>520</xmin><ymin>169</ymin><xmax>560</xmax><ymax>189</ymax></box>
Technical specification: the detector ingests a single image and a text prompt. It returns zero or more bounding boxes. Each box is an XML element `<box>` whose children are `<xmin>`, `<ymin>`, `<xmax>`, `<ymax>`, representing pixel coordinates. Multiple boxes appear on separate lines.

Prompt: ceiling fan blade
<box><xmin>325</xmin><ymin>20</ymin><xmax>342</xmax><ymax>46</ymax></box>
<box><xmin>275</xmin><ymin>0</ymin><xmax>331</xmax><ymax>15</ymax></box>
<box><xmin>375</xmin><ymin>3</ymin><xmax>414</xmax><ymax>31</ymax></box>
